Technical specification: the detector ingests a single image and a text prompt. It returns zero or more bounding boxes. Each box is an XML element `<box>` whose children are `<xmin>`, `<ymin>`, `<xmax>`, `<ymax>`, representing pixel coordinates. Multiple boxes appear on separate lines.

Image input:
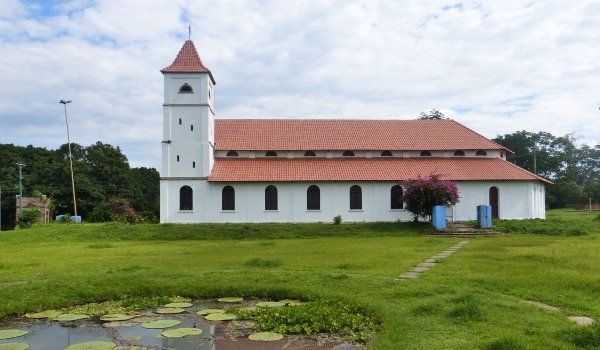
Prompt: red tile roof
<box><xmin>215</xmin><ymin>119</ymin><xmax>510</xmax><ymax>152</ymax></box>
<box><xmin>208</xmin><ymin>157</ymin><xmax>550</xmax><ymax>183</ymax></box>
<box><xmin>161</xmin><ymin>40</ymin><xmax>216</xmax><ymax>84</ymax></box>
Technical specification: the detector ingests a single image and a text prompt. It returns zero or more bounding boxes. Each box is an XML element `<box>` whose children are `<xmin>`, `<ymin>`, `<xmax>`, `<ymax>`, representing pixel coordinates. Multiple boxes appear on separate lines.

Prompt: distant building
<box><xmin>15</xmin><ymin>195</ymin><xmax>51</xmax><ymax>224</ymax></box>
<box><xmin>159</xmin><ymin>40</ymin><xmax>549</xmax><ymax>223</ymax></box>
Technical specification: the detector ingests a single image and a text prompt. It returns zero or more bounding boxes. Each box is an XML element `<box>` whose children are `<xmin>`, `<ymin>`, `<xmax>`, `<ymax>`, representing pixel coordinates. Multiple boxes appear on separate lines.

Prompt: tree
<box><xmin>494</xmin><ymin>130</ymin><xmax>600</xmax><ymax>208</ymax></box>
<box><xmin>0</xmin><ymin>142</ymin><xmax>160</xmax><ymax>228</ymax></box>
<box><xmin>417</xmin><ymin>109</ymin><xmax>446</xmax><ymax>120</ymax></box>
<box><xmin>546</xmin><ymin>180</ymin><xmax>586</xmax><ymax>209</ymax></box>
<box><xmin>401</xmin><ymin>174</ymin><xmax>460</xmax><ymax>222</ymax></box>
<box><xmin>130</xmin><ymin>167</ymin><xmax>160</xmax><ymax>215</ymax></box>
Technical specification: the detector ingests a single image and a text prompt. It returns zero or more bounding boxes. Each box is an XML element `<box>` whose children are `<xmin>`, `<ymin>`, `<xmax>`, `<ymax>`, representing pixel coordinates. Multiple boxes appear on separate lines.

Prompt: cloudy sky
<box><xmin>1</xmin><ymin>0</ymin><xmax>598</xmax><ymax>171</ymax></box>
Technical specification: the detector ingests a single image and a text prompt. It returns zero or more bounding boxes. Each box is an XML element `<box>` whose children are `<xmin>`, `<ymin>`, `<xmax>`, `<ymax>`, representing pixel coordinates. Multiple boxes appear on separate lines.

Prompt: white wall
<box><xmin>160</xmin><ymin>180</ymin><xmax>546</xmax><ymax>223</ymax></box>
<box><xmin>453</xmin><ymin>181</ymin><xmax>546</xmax><ymax>221</ymax></box>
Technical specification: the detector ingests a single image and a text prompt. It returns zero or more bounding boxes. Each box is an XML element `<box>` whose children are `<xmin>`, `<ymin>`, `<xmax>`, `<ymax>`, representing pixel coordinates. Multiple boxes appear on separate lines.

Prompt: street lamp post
<box><xmin>60</xmin><ymin>99</ymin><xmax>78</xmax><ymax>222</ymax></box>
<box><xmin>16</xmin><ymin>163</ymin><xmax>25</xmax><ymax>216</ymax></box>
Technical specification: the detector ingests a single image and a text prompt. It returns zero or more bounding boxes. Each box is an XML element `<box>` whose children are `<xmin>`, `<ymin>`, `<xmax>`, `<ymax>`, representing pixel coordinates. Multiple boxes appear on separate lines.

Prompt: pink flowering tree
<box><xmin>106</xmin><ymin>197</ymin><xmax>140</xmax><ymax>223</ymax></box>
<box><xmin>401</xmin><ymin>174</ymin><xmax>460</xmax><ymax>222</ymax></box>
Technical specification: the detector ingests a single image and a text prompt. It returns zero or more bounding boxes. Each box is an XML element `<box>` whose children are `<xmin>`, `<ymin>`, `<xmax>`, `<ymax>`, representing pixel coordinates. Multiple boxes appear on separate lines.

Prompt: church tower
<box><xmin>160</xmin><ymin>40</ymin><xmax>216</xmax><ymax>223</ymax></box>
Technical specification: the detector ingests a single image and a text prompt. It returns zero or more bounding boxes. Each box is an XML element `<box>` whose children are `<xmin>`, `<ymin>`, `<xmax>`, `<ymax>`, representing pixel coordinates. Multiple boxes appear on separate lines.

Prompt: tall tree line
<box><xmin>0</xmin><ymin>142</ymin><xmax>159</xmax><ymax>229</ymax></box>
<box><xmin>493</xmin><ymin>131</ymin><xmax>600</xmax><ymax>209</ymax></box>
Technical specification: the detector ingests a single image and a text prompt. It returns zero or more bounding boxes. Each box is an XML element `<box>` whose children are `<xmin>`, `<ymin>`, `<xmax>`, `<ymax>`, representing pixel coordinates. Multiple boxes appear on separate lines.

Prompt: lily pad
<box><xmin>54</xmin><ymin>313</ymin><xmax>89</xmax><ymax>322</ymax></box>
<box><xmin>141</xmin><ymin>319</ymin><xmax>181</xmax><ymax>329</ymax></box>
<box><xmin>161</xmin><ymin>327</ymin><xmax>203</xmax><ymax>338</ymax></box>
<box><xmin>169</xmin><ymin>296</ymin><xmax>191</xmax><ymax>303</ymax></box>
<box><xmin>24</xmin><ymin>310</ymin><xmax>62</xmax><ymax>319</ymax></box>
<box><xmin>100</xmin><ymin>314</ymin><xmax>137</xmax><ymax>322</ymax></box>
<box><xmin>102</xmin><ymin>321</ymin><xmax>135</xmax><ymax>328</ymax></box>
<box><xmin>164</xmin><ymin>302</ymin><xmax>192</xmax><ymax>308</ymax></box>
<box><xmin>196</xmin><ymin>308</ymin><xmax>225</xmax><ymax>316</ymax></box>
<box><xmin>156</xmin><ymin>307</ymin><xmax>185</xmax><ymax>314</ymax></box>
<box><xmin>65</xmin><ymin>341</ymin><xmax>116</xmax><ymax>350</ymax></box>
<box><xmin>256</xmin><ymin>301</ymin><xmax>285</xmax><ymax>307</ymax></box>
<box><xmin>0</xmin><ymin>330</ymin><xmax>28</xmax><ymax>340</ymax></box>
<box><xmin>0</xmin><ymin>343</ymin><xmax>29</xmax><ymax>350</ymax></box>
<box><xmin>205</xmin><ymin>313</ymin><xmax>237</xmax><ymax>321</ymax></box>
<box><xmin>248</xmin><ymin>332</ymin><xmax>284</xmax><ymax>341</ymax></box>
<box><xmin>218</xmin><ymin>297</ymin><xmax>243</xmax><ymax>303</ymax></box>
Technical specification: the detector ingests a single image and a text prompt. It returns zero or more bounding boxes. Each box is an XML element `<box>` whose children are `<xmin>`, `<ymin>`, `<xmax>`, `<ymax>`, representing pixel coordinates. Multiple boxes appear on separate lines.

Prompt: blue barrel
<box><xmin>432</xmin><ymin>205</ymin><xmax>447</xmax><ymax>230</ymax></box>
<box><xmin>477</xmin><ymin>205</ymin><xmax>492</xmax><ymax>228</ymax></box>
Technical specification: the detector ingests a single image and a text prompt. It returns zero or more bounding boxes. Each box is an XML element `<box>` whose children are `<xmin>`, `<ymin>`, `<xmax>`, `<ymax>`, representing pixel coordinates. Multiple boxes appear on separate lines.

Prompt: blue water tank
<box><xmin>432</xmin><ymin>205</ymin><xmax>447</xmax><ymax>230</ymax></box>
<box><xmin>477</xmin><ymin>205</ymin><xmax>492</xmax><ymax>228</ymax></box>
<box><xmin>55</xmin><ymin>215</ymin><xmax>82</xmax><ymax>223</ymax></box>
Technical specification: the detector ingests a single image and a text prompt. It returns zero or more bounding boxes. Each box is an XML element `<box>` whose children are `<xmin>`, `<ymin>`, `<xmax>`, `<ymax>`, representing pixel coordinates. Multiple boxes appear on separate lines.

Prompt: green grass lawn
<box><xmin>1</xmin><ymin>210</ymin><xmax>599</xmax><ymax>349</ymax></box>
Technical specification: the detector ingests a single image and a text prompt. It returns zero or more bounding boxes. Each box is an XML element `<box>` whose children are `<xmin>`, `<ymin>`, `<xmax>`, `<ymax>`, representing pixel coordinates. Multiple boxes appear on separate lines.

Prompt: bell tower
<box><xmin>160</xmin><ymin>40</ymin><xmax>216</xmax><ymax>178</ymax></box>
<box><xmin>160</xmin><ymin>40</ymin><xmax>216</xmax><ymax>223</ymax></box>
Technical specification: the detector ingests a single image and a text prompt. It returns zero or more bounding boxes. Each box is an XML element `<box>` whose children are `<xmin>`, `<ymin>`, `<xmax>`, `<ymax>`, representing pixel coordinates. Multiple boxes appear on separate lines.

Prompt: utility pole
<box><xmin>60</xmin><ymin>99</ymin><xmax>78</xmax><ymax>221</ymax></box>
<box><xmin>16</xmin><ymin>163</ymin><xmax>25</xmax><ymax>216</ymax></box>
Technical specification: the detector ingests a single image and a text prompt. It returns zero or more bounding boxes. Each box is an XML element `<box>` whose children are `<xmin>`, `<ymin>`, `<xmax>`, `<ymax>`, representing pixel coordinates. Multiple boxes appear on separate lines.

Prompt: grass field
<box><xmin>0</xmin><ymin>210</ymin><xmax>599</xmax><ymax>349</ymax></box>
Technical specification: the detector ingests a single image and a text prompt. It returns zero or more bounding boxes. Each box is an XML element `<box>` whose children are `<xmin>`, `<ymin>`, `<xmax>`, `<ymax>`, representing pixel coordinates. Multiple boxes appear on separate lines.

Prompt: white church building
<box><xmin>159</xmin><ymin>40</ymin><xmax>549</xmax><ymax>224</ymax></box>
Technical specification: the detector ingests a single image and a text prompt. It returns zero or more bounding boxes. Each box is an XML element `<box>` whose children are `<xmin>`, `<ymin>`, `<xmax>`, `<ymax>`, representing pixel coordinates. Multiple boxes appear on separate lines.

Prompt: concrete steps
<box><xmin>427</xmin><ymin>222</ymin><xmax>502</xmax><ymax>237</ymax></box>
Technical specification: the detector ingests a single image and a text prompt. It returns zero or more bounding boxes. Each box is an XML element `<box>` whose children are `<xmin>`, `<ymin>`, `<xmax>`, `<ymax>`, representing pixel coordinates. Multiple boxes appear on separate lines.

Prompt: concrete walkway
<box><xmin>398</xmin><ymin>240</ymin><xmax>469</xmax><ymax>279</ymax></box>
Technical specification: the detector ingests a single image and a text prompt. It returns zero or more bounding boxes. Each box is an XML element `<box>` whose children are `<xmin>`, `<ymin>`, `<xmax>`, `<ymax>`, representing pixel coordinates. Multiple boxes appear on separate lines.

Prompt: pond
<box><xmin>0</xmin><ymin>299</ymin><xmax>366</xmax><ymax>350</ymax></box>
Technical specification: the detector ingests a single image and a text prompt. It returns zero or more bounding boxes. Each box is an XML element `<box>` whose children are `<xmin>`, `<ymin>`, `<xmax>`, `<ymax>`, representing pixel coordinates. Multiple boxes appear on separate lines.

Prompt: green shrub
<box><xmin>333</xmin><ymin>215</ymin><xmax>342</xmax><ymax>225</ymax></box>
<box><xmin>234</xmin><ymin>300</ymin><xmax>379</xmax><ymax>343</ymax></box>
<box><xmin>17</xmin><ymin>208</ymin><xmax>41</xmax><ymax>228</ymax></box>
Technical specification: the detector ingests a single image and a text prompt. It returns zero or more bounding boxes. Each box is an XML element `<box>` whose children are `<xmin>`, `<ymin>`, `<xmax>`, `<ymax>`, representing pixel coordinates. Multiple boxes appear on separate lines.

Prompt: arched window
<box><xmin>179</xmin><ymin>186</ymin><xmax>193</xmax><ymax>211</ymax></box>
<box><xmin>343</xmin><ymin>151</ymin><xmax>355</xmax><ymax>157</ymax></box>
<box><xmin>304</xmin><ymin>151</ymin><xmax>316</xmax><ymax>157</ymax></box>
<box><xmin>178</xmin><ymin>83</ymin><xmax>194</xmax><ymax>93</ymax></box>
<box><xmin>349</xmin><ymin>185</ymin><xmax>362</xmax><ymax>210</ymax></box>
<box><xmin>307</xmin><ymin>185</ymin><xmax>320</xmax><ymax>210</ymax></box>
<box><xmin>265</xmin><ymin>185</ymin><xmax>278</xmax><ymax>210</ymax></box>
<box><xmin>476</xmin><ymin>150</ymin><xmax>487</xmax><ymax>156</ymax></box>
<box><xmin>453</xmin><ymin>150</ymin><xmax>465</xmax><ymax>156</ymax></box>
<box><xmin>222</xmin><ymin>186</ymin><xmax>235</xmax><ymax>211</ymax></box>
<box><xmin>381</xmin><ymin>151</ymin><xmax>392</xmax><ymax>157</ymax></box>
<box><xmin>265</xmin><ymin>151</ymin><xmax>278</xmax><ymax>157</ymax></box>
<box><xmin>391</xmin><ymin>185</ymin><xmax>403</xmax><ymax>209</ymax></box>
<box><xmin>420</xmin><ymin>151</ymin><xmax>432</xmax><ymax>157</ymax></box>
<box><xmin>226</xmin><ymin>151</ymin><xmax>239</xmax><ymax>157</ymax></box>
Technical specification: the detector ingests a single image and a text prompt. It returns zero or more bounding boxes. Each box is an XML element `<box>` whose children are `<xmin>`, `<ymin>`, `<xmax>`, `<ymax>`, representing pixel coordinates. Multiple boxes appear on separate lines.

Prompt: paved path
<box><xmin>398</xmin><ymin>240</ymin><xmax>469</xmax><ymax>279</ymax></box>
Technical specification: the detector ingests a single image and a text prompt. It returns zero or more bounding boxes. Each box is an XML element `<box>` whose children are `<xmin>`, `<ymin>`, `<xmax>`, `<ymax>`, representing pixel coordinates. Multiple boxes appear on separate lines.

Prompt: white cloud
<box><xmin>1</xmin><ymin>0</ymin><xmax>599</xmax><ymax>172</ymax></box>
